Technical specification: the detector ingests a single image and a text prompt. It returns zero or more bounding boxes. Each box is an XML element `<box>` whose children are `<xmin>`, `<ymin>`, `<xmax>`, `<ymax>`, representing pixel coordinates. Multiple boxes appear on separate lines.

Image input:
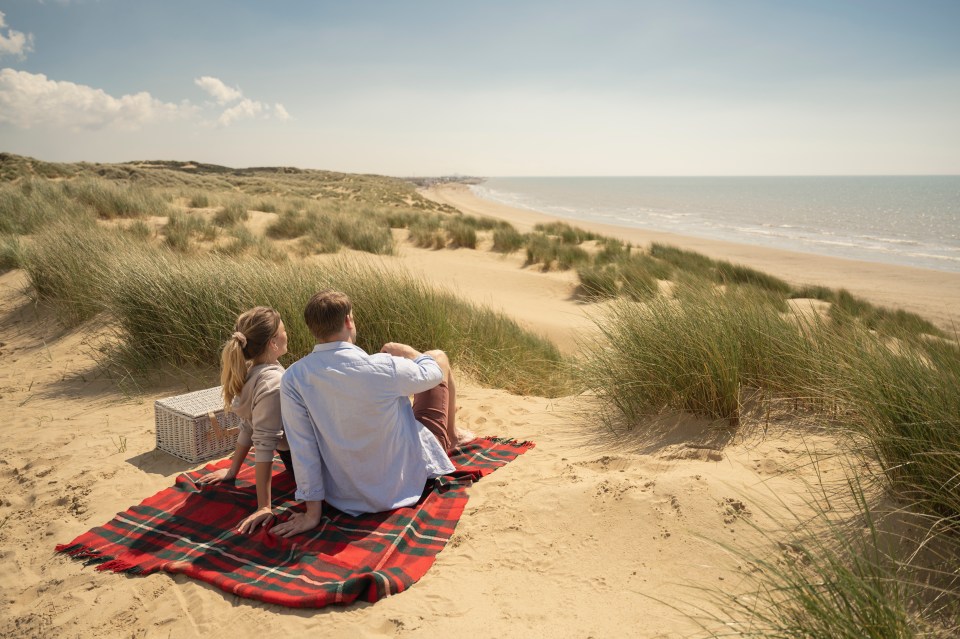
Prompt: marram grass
<box><xmin>696</xmin><ymin>477</ymin><xmax>958</xmax><ymax>639</ymax></box>
<box><xmin>103</xmin><ymin>254</ymin><xmax>567</xmax><ymax>396</ymax></box>
<box><xmin>17</xmin><ymin>218</ymin><xmax>567</xmax><ymax>397</ymax></box>
<box><xmin>578</xmin><ymin>281</ymin><xmax>816</xmax><ymax>427</ymax></box>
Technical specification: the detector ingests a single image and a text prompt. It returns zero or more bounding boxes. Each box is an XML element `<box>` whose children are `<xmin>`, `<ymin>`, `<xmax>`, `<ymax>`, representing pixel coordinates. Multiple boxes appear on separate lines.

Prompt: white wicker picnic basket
<box><xmin>154</xmin><ymin>386</ymin><xmax>242</xmax><ymax>463</ymax></box>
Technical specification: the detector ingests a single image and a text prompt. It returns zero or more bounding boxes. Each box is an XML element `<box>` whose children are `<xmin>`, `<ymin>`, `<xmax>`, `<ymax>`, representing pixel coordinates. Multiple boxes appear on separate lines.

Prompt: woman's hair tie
<box><xmin>232</xmin><ymin>331</ymin><xmax>248</xmax><ymax>348</ymax></box>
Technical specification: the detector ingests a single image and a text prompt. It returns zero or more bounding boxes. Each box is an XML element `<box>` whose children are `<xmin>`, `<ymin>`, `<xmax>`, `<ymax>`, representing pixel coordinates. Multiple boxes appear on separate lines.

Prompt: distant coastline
<box><xmin>423</xmin><ymin>182</ymin><xmax>960</xmax><ymax>332</ymax></box>
<box><xmin>466</xmin><ymin>175</ymin><xmax>960</xmax><ymax>274</ymax></box>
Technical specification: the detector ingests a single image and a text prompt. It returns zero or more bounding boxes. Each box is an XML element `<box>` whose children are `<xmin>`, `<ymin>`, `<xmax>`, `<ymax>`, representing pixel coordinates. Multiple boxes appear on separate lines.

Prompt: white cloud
<box><xmin>0</xmin><ymin>12</ymin><xmax>34</xmax><ymax>58</ymax></box>
<box><xmin>0</xmin><ymin>68</ymin><xmax>194</xmax><ymax>130</ymax></box>
<box><xmin>217</xmin><ymin>97</ymin><xmax>263</xmax><ymax>126</ymax></box>
<box><xmin>194</xmin><ymin>75</ymin><xmax>291</xmax><ymax>126</ymax></box>
<box><xmin>194</xmin><ymin>75</ymin><xmax>242</xmax><ymax>105</ymax></box>
<box><xmin>0</xmin><ymin>67</ymin><xmax>290</xmax><ymax>131</ymax></box>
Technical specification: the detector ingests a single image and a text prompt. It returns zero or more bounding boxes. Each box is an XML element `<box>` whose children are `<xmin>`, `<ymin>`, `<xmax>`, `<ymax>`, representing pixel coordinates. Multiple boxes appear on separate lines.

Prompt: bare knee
<box><xmin>423</xmin><ymin>349</ymin><xmax>449</xmax><ymax>379</ymax></box>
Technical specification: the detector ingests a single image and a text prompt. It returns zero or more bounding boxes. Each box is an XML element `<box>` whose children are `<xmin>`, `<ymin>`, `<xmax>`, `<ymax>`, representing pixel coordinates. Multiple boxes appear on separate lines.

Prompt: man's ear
<box><xmin>344</xmin><ymin>313</ymin><xmax>354</xmax><ymax>331</ymax></box>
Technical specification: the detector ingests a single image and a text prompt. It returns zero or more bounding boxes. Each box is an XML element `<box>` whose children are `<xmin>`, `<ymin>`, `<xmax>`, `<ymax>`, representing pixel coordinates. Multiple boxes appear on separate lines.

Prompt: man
<box><xmin>272</xmin><ymin>289</ymin><xmax>468</xmax><ymax>538</ymax></box>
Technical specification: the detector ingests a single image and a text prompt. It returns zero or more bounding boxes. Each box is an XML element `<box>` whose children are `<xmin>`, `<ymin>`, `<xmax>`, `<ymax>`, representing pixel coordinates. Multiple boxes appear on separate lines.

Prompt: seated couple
<box><xmin>199</xmin><ymin>290</ymin><xmax>473</xmax><ymax>538</ymax></box>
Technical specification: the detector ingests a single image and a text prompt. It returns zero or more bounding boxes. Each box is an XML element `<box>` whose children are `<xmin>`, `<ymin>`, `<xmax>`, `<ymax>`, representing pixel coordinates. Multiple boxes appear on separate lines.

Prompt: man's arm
<box><xmin>271</xmin><ymin>375</ymin><xmax>325</xmax><ymax>537</ymax></box>
<box><xmin>381</xmin><ymin>342</ymin><xmax>445</xmax><ymax>395</ymax></box>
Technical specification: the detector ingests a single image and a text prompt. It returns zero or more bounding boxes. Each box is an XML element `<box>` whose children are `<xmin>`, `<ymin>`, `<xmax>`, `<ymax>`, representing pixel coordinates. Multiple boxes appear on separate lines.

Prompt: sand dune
<box><xmin>0</xmin><ymin>184</ymin><xmax>935</xmax><ymax>637</ymax></box>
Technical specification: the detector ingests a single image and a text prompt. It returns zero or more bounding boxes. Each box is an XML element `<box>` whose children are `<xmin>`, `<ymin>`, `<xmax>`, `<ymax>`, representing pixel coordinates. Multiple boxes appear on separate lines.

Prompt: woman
<box><xmin>198</xmin><ymin>306</ymin><xmax>293</xmax><ymax>534</ymax></box>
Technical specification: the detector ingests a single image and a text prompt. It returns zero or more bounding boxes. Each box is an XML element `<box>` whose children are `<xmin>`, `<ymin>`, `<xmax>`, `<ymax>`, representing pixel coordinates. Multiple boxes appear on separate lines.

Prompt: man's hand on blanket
<box><xmin>271</xmin><ymin>501</ymin><xmax>323</xmax><ymax>538</ymax></box>
<box><xmin>237</xmin><ymin>507</ymin><xmax>275</xmax><ymax>534</ymax></box>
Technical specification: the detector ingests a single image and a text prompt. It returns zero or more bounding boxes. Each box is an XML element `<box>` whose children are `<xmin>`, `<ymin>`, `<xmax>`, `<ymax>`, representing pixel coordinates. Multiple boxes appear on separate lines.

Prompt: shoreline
<box><xmin>423</xmin><ymin>183</ymin><xmax>960</xmax><ymax>331</ymax></box>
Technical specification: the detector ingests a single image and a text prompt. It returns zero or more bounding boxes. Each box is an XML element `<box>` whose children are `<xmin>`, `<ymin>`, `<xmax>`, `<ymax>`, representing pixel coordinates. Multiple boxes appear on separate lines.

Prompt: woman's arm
<box><xmin>236</xmin><ymin>460</ymin><xmax>276</xmax><ymax>533</ymax></box>
<box><xmin>197</xmin><ymin>442</ymin><xmax>251</xmax><ymax>484</ymax></box>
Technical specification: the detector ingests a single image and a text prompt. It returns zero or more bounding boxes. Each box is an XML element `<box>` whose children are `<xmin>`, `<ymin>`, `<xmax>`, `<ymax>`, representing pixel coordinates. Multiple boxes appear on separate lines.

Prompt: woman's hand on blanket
<box><xmin>197</xmin><ymin>468</ymin><xmax>235</xmax><ymax>485</ymax></box>
<box><xmin>237</xmin><ymin>507</ymin><xmax>275</xmax><ymax>535</ymax></box>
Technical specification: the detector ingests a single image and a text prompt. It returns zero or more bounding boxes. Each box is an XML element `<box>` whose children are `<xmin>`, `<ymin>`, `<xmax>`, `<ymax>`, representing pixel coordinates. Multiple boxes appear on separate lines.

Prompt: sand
<box><xmin>1</xmin><ymin>183</ymin><xmax>947</xmax><ymax>638</ymax></box>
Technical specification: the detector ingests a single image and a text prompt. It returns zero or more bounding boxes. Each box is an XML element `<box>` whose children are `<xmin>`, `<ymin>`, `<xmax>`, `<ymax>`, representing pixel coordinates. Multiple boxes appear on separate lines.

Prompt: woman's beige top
<box><xmin>231</xmin><ymin>363</ymin><xmax>289</xmax><ymax>462</ymax></box>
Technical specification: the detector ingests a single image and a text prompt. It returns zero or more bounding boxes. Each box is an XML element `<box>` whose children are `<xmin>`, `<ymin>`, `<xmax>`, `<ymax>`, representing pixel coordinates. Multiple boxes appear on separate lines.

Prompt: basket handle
<box><xmin>209</xmin><ymin>411</ymin><xmax>239</xmax><ymax>438</ymax></box>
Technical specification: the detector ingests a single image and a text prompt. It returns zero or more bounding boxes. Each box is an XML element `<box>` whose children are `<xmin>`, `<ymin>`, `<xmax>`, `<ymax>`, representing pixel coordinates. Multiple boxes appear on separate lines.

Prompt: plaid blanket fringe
<box><xmin>56</xmin><ymin>436</ymin><xmax>533</xmax><ymax>608</ymax></box>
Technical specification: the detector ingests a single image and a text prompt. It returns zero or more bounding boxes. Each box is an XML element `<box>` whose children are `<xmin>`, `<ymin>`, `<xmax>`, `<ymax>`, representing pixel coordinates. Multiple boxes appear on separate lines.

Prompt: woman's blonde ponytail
<box><xmin>220</xmin><ymin>306</ymin><xmax>281</xmax><ymax>410</ymax></box>
<box><xmin>220</xmin><ymin>335</ymin><xmax>249</xmax><ymax>409</ymax></box>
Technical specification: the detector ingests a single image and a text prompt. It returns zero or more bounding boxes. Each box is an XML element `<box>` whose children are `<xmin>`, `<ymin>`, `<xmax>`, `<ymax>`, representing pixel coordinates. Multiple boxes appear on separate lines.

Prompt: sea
<box><xmin>470</xmin><ymin>176</ymin><xmax>960</xmax><ymax>273</ymax></box>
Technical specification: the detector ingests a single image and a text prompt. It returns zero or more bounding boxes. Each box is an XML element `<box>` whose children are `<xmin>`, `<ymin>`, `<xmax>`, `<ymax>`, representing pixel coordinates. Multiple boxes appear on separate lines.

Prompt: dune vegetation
<box><xmin>2</xmin><ymin>152</ymin><xmax>958</xmax><ymax>636</ymax></box>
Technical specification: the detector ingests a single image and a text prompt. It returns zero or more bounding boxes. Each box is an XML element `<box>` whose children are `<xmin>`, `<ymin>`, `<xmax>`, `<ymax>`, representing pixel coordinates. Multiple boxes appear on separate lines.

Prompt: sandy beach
<box><xmin>0</xmin><ymin>184</ymin><xmax>950</xmax><ymax>637</ymax></box>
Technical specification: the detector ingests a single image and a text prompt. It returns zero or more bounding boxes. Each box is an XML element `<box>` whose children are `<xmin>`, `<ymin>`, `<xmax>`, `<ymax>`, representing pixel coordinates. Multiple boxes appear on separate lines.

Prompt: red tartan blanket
<box><xmin>56</xmin><ymin>437</ymin><xmax>533</xmax><ymax>608</ymax></box>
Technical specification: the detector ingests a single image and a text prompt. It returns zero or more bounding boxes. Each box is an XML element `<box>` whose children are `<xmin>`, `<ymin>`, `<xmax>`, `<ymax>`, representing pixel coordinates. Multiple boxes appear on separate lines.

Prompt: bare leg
<box><xmin>446</xmin><ymin>366</ymin><xmax>474</xmax><ymax>447</ymax></box>
<box><xmin>422</xmin><ymin>350</ymin><xmax>474</xmax><ymax>449</ymax></box>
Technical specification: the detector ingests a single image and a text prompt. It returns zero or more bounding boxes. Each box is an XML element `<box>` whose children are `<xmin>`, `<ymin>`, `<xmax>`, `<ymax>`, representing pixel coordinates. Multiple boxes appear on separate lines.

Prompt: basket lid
<box><xmin>155</xmin><ymin>386</ymin><xmax>226</xmax><ymax>418</ymax></box>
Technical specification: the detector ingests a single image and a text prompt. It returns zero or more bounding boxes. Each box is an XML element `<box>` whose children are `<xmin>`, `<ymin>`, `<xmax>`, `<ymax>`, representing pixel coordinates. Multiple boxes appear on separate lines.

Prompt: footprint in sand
<box><xmin>576</xmin><ymin>454</ymin><xmax>636</xmax><ymax>473</ymax></box>
<box><xmin>593</xmin><ymin>478</ymin><xmax>637</xmax><ymax>501</ymax></box>
<box><xmin>719</xmin><ymin>497</ymin><xmax>752</xmax><ymax>525</ymax></box>
<box><xmin>559</xmin><ymin>463</ymin><xmax>583</xmax><ymax>483</ymax></box>
<box><xmin>754</xmin><ymin>458</ymin><xmax>782</xmax><ymax>475</ymax></box>
<box><xmin>653</xmin><ymin>494</ymin><xmax>683</xmax><ymax>518</ymax></box>
<box><xmin>657</xmin><ymin>444</ymin><xmax>723</xmax><ymax>462</ymax></box>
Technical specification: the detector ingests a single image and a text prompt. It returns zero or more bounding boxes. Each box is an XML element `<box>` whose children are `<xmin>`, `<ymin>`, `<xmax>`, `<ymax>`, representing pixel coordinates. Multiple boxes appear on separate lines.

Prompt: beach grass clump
<box><xmin>64</xmin><ymin>178</ymin><xmax>170</xmax><ymax>219</ymax></box>
<box><xmin>492</xmin><ymin>225</ymin><xmax>526</xmax><ymax>254</ymax></box>
<box><xmin>576</xmin><ymin>264</ymin><xmax>620</xmax><ymax>299</ymax></box>
<box><xmin>715</xmin><ymin>260</ymin><xmax>792</xmax><ymax>295</ymax></box>
<box><xmin>101</xmin><ymin>255</ymin><xmax>568</xmax><ymax>396</ymax></box>
<box><xmin>124</xmin><ymin>219</ymin><xmax>153</xmax><ymax>242</ymax></box>
<box><xmin>214</xmin><ymin>227</ymin><xmax>288</xmax><ymax>262</ymax></box>
<box><xmin>593</xmin><ymin>238</ymin><xmax>631</xmax><ymax>266</ymax></box>
<box><xmin>188</xmin><ymin>192</ymin><xmax>211</xmax><ymax>208</ymax></box>
<box><xmin>214</xmin><ymin>226</ymin><xmax>258</xmax><ymax>256</ymax></box>
<box><xmin>618</xmin><ymin>254</ymin><xmax>661</xmax><ymax>301</ymax></box>
<box><xmin>332</xmin><ymin>215</ymin><xmax>394</xmax><ymax>255</ymax></box>
<box><xmin>579</xmin><ymin>282</ymin><xmax>815</xmax><ymax>427</ymax></box>
<box><xmin>164</xmin><ymin>212</ymin><xmax>217</xmax><ymax>252</ymax></box>
<box><xmin>524</xmin><ymin>233</ymin><xmax>589</xmax><ymax>270</ymax></box>
<box><xmin>818</xmin><ymin>325</ymin><xmax>960</xmax><ymax>524</ymax></box>
<box><xmin>534</xmin><ymin>221</ymin><xmax>598</xmax><ymax>244</ymax></box>
<box><xmin>304</xmin><ymin>218</ymin><xmax>342</xmax><ymax>254</ymax></box>
<box><xmin>444</xmin><ymin>219</ymin><xmax>478</xmax><ymax>249</ymax></box>
<box><xmin>555</xmin><ymin>243</ymin><xmax>590</xmax><ymax>270</ymax></box>
<box><xmin>266</xmin><ymin>208</ymin><xmax>314</xmax><ymax>239</ymax></box>
<box><xmin>525</xmin><ymin>233</ymin><xmax>558</xmax><ymax>270</ymax></box>
<box><xmin>20</xmin><ymin>221</ymin><xmax>145</xmax><ymax>324</ymax></box>
<box><xmin>830</xmin><ymin>289</ymin><xmax>943</xmax><ymax>338</ymax></box>
<box><xmin>0</xmin><ymin>234</ymin><xmax>22</xmax><ymax>271</ymax></box>
<box><xmin>703</xmin><ymin>479</ymin><xmax>957</xmax><ymax>639</ymax></box>
<box><xmin>573</xmin><ymin>252</ymin><xmax>666</xmax><ymax>302</ymax></box>
<box><xmin>649</xmin><ymin>242</ymin><xmax>718</xmax><ymax>278</ymax></box>
<box><xmin>379</xmin><ymin>209</ymin><xmax>424</xmax><ymax>229</ymax></box>
<box><xmin>213</xmin><ymin>201</ymin><xmax>249</xmax><ymax>227</ymax></box>
<box><xmin>451</xmin><ymin>214</ymin><xmax>501</xmax><ymax>231</ymax></box>
<box><xmin>0</xmin><ymin>179</ymin><xmax>90</xmax><ymax>234</ymax></box>
<box><xmin>256</xmin><ymin>200</ymin><xmax>278</xmax><ymax>213</ymax></box>
<box><xmin>409</xmin><ymin>217</ymin><xmax>447</xmax><ymax>249</ymax></box>
<box><xmin>790</xmin><ymin>284</ymin><xmax>837</xmax><ymax>303</ymax></box>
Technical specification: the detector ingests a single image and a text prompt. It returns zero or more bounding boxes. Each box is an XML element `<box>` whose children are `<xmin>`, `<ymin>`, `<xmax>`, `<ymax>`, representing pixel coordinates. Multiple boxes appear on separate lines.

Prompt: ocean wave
<box><xmin>856</xmin><ymin>235</ymin><xmax>920</xmax><ymax>246</ymax></box>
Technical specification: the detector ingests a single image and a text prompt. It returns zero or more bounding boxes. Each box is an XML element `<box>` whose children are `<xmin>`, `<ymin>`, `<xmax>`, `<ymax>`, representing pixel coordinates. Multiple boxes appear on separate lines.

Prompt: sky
<box><xmin>0</xmin><ymin>0</ymin><xmax>958</xmax><ymax>176</ymax></box>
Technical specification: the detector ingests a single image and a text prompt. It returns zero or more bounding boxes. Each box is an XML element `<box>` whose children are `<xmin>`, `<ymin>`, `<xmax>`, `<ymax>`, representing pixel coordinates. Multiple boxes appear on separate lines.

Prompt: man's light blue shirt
<box><xmin>280</xmin><ymin>341</ymin><xmax>455</xmax><ymax>516</ymax></box>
